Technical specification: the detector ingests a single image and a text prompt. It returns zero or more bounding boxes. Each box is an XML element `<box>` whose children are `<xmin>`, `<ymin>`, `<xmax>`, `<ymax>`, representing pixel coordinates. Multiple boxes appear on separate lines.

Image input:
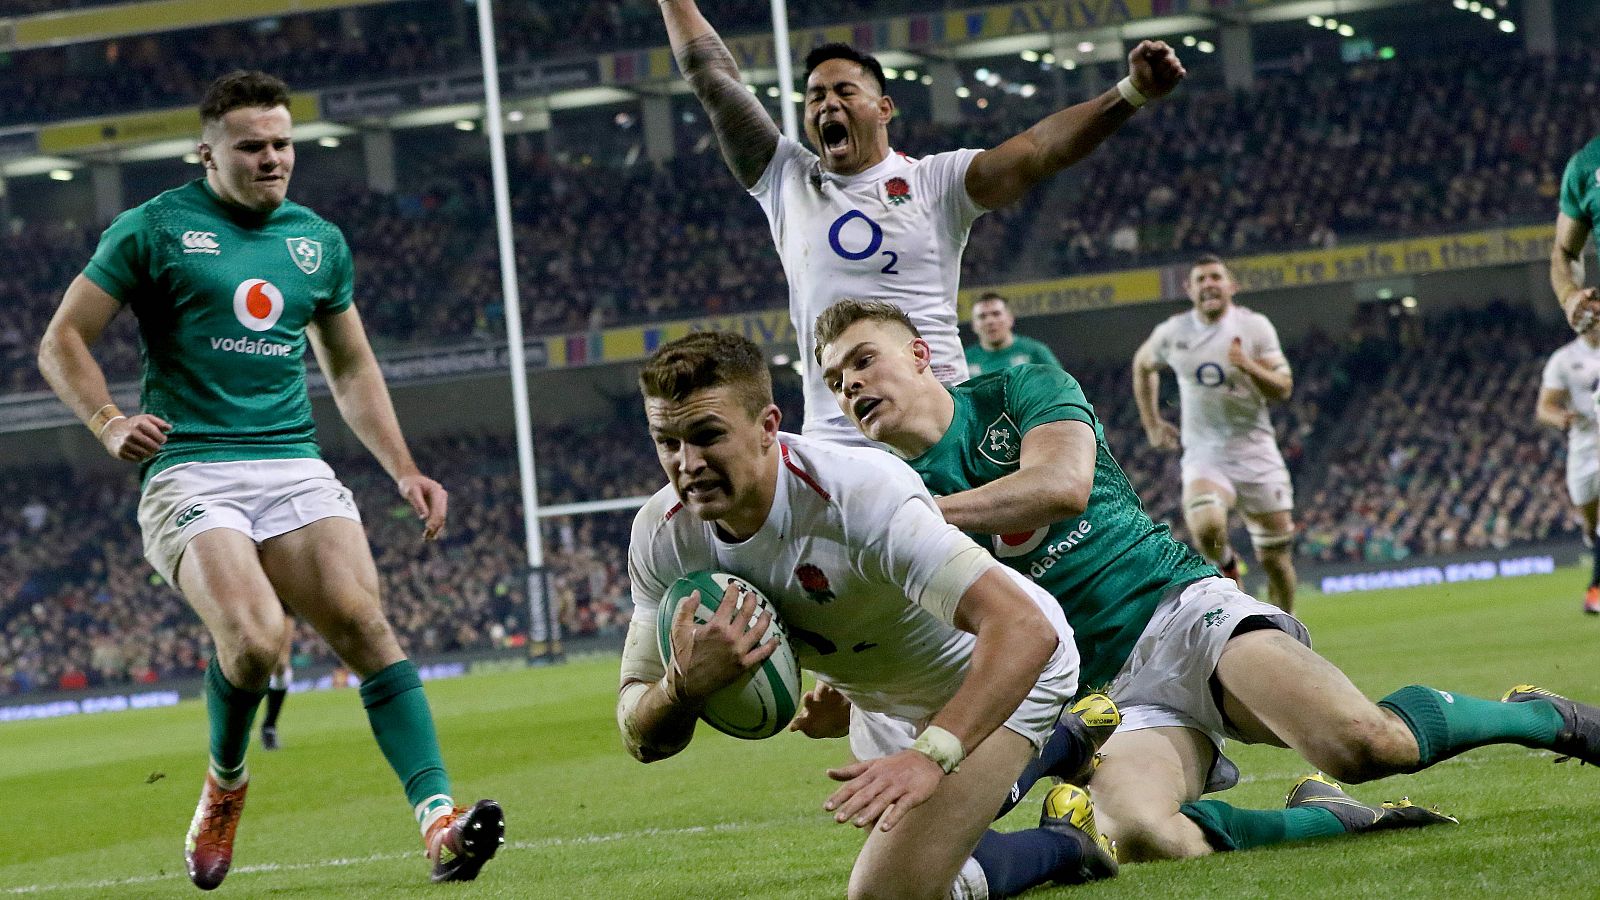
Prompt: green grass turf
<box><xmin>4</xmin><ymin>570</ymin><xmax>1599</xmax><ymax>898</ymax></box>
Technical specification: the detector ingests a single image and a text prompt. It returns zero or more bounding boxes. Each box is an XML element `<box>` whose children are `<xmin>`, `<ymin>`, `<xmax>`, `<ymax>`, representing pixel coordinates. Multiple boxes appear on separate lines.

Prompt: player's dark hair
<box><xmin>640</xmin><ymin>331</ymin><xmax>774</xmax><ymax>419</ymax></box>
<box><xmin>803</xmin><ymin>43</ymin><xmax>888</xmax><ymax>95</ymax></box>
<box><xmin>200</xmin><ymin>71</ymin><xmax>292</xmax><ymax>125</ymax></box>
<box><xmin>1190</xmin><ymin>253</ymin><xmax>1233</xmax><ymax>278</ymax></box>
<box><xmin>976</xmin><ymin>291</ymin><xmax>1009</xmax><ymax>308</ymax></box>
<box><xmin>813</xmin><ymin>298</ymin><xmax>921</xmax><ymax>365</ymax></box>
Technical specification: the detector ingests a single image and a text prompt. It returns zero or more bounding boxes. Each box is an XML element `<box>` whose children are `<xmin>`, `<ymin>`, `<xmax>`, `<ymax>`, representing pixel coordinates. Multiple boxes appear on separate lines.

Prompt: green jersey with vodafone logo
<box><xmin>84</xmin><ymin>178</ymin><xmax>353</xmax><ymax>482</ymax></box>
<box><xmin>907</xmin><ymin>364</ymin><xmax>1215</xmax><ymax>692</ymax></box>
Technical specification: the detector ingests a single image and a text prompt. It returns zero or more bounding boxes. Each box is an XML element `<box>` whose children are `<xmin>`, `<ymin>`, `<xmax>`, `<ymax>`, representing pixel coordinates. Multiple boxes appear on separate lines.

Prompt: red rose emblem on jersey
<box><xmin>795</xmin><ymin>564</ymin><xmax>836</xmax><ymax>603</ymax></box>
<box><xmin>885</xmin><ymin>177</ymin><xmax>911</xmax><ymax>206</ymax></box>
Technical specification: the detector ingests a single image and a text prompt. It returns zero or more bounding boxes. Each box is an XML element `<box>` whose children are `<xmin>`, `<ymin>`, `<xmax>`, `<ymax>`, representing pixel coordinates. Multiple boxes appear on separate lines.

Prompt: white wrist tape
<box><xmin>911</xmin><ymin>725</ymin><xmax>966</xmax><ymax>774</ymax></box>
<box><xmin>1116</xmin><ymin>76</ymin><xmax>1149</xmax><ymax>109</ymax></box>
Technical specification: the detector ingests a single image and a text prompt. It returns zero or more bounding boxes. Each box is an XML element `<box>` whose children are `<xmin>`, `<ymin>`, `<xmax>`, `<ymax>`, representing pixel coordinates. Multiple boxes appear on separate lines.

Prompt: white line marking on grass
<box><xmin>1</xmin><ymin>820</ymin><xmax>780</xmax><ymax>895</ymax></box>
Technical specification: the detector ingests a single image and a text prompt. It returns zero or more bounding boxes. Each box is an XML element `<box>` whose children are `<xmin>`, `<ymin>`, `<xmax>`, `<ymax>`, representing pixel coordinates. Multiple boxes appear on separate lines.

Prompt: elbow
<box><xmin>1015</xmin><ymin>612</ymin><xmax>1057</xmax><ymax>677</ymax></box>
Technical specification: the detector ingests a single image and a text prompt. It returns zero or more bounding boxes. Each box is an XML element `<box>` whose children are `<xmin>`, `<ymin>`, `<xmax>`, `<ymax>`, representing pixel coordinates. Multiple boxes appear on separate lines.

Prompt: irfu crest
<box><xmin>286</xmin><ymin>237</ymin><xmax>323</xmax><ymax>275</ymax></box>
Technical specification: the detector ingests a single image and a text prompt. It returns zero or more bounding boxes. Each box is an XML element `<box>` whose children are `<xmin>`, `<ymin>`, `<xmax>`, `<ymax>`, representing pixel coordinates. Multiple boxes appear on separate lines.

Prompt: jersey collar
<box><xmin>820</xmin><ymin>147</ymin><xmax>906</xmax><ymax>188</ymax></box>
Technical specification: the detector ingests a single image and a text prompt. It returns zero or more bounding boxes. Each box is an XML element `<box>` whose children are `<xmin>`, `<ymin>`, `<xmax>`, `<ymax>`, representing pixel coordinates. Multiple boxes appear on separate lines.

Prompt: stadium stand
<box><xmin>4</xmin><ymin>306</ymin><xmax>1575</xmax><ymax>695</ymax></box>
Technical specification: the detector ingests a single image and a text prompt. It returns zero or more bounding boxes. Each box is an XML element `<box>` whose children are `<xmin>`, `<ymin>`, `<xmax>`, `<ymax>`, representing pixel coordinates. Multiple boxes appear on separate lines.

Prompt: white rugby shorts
<box><xmin>138</xmin><ymin>458</ymin><xmax>362</xmax><ymax>586</ymax></box>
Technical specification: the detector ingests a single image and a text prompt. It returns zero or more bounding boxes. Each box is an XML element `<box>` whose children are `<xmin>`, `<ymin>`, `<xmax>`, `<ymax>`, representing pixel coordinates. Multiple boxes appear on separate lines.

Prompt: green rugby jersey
<box><xmin>964</xmin><ymin>335</ymin><xmax>1062</xmax><ymax>377</ymax></box>
<box><xmin>1560</xmin><ymin>135</ymin><xmax>1600</xmax><ymax>245</ymax></box>
<box><xmin>84</xmin><ymin>179</ymin><xmax>354</xmax><ymax>482</ymax></box>
<box><xmin>908</xmin><ymin>364</ymin><xmax>1216</xmax><ymax>692</ymax></box>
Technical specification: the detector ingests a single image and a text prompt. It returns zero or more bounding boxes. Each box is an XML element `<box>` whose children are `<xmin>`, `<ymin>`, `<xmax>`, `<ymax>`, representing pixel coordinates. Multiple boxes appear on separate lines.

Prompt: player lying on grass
<box><xmin>616</xmin><ymin>331</ymin><xmax>1116</xmax><ymax>899</ymax></box>
<box><xmin>814</xmin><ymin>298</ymin><xmax>1600</xmax><ymax>864</ymax></box>
<box><xmin>36</xmin><ymin>70</ymin><xmax>502</xmax><ymax>890</ymax></box>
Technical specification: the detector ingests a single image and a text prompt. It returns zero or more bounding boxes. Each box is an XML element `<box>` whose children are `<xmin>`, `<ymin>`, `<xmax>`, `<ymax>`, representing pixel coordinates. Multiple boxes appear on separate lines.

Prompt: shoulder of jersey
<box><xmin>781</xmin><ymin>435</ymin><xmax>918</xmax><ymax>500</ymax></box>
<box><xmin>638</xmin><ymin>483</ymin><xmax>688</xmax><ymax>529</ymax></box>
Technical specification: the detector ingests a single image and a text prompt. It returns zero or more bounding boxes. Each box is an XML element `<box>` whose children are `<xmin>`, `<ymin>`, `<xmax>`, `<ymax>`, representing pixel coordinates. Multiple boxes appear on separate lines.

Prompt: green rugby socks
<box><xmin>1378</xmin><ymin>685</ymin><xmax>1563</xmax><ymax>769</ymax></box>
<box><xmin>1180</xmin><ymin>800</ymin><xmax>1344</xmax><ymax>851</ymax></box>
<box><xmin>205</xmin><ymin>657</ymin><xmax>264</xmax><ymax>788</ymax></box>
<box><xmin>360</xmin><ymin>659</ymin><xmax>454</xmax><ymax>832</ymax></box>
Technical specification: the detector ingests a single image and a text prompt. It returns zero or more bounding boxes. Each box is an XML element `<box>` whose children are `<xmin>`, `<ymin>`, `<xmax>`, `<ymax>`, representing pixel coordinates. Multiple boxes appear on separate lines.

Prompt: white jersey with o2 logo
<box><xmin>625</xmin><ymin>434</ymin><xmax>1073</xmax><ymax>722</ymax></box>
<box><xmin>1541</xmin><ymin>337</ymin><xmax>1600</xmax><ymax>479</ymax></box>
<box><xmin>751</xmin><ymin>136</ymin><xmax>985</xmax><ymax>445</ymax></box>
<box><xmin>1147</xmin><ymin>305</ymin><xmax>1290</xmax><ymax>482</ymax></box>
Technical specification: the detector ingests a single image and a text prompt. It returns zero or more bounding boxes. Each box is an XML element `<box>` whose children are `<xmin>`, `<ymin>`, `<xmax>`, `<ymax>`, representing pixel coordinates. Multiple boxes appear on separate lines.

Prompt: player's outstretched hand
<box><xmin>101</xmin><ymin>413</ymin><xmax>170</xmax><ymax>462</ymax></box>
<box><xmin>1128</xmin><ymin>40</ymin><xmax>1185</xmax><ymax>101</ymax></box>
<box><xmin>790</xmin><ymin>682</ymin><xmax>851</xmax><ymax>739</ymax></box>
<box><xmin>1565</xmin><ymin>287</ymin><xmax>1600</xmax><ymax>333</ymax></box>
<box><xmin>666</xmin><ymin>582</ymin><xmax>778</xmax><ymax>703</ymax></box>
<box><xmin>398</xmin><ymin>473</ymin><xmax>449</xmax><ymax>540</ymax></box>
<box><xmin>824</xmin><ymin>749</ymin><xmax>944</xmax><ymax>832</ymax></box>
<box><xmin>1145</xmin><ymin>419</ymin><xmax>1181</xmax><ymax>451</ymax></box>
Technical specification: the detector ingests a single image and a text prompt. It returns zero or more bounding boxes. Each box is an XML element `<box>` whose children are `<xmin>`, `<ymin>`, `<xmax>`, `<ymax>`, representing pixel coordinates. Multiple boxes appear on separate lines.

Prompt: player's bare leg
<box><xmin>1182</xmin><ymin>479</ymin><xmax>1240</xmax><ymax>579</ymax></box>
<box><xmin>1245</xmin><ymin>509</ymin><xmax>1296</xmax><ymax>612</ymax></box>
<box><xmin>1088</xmin><ymin>727</ymin><xmax>1215</xmax><ymax>861</ymax></box>
<box><xmin>1580</xmin><ymin>498</ymin><xmax>1599</xmax><ymax>614</ymax></box>
<box><xmin>175</xmin><ymin>528</ymin><xmax>290</xmax><ymax>890</ymax></box>
<box><xmin>261</xmin><ymin>517</ymin><xmax>503</xmax><ymax>881</ymax></box>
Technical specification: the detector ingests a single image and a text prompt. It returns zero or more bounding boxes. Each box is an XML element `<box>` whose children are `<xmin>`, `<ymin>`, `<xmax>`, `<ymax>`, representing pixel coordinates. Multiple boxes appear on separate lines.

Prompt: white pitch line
<box><xmin>1</xmin><ymin>819</ymin><xmax>772</xmax><ymax>895</ymax></box>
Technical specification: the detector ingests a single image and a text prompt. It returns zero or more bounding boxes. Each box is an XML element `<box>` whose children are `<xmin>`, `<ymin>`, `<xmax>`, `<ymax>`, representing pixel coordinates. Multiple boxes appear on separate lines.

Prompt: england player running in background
<box><xmin>36</xmin><ymin>71</ymin><xmax>502</xmax><ymax>890</ymax></box>
<box><xmin>964</xmin><ymin>291</ymin><xmax>1063</xmax><ymax>377</ymax></box>
<box><xmin>1133</xmin><ymin>255</ymin><xmax>1298</xmax><ymax>611</ymax></box>
<box><xmin>657</xmin><ymin>0</ymin><xmax>1183</xmax><ymax>444</ymax></box>
<box><xmin>1536</xmin><ymin>324</ymin><xmax>1600</xmax><ymax>615</ymax></box>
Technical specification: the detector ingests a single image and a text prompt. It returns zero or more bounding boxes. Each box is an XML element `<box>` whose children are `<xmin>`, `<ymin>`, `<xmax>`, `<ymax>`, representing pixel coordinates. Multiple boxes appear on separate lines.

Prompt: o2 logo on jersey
<box><xmin>1195</xmin><ymin>362</ymin><xmax>1227</xmax><ymax>387</ymax></box>
<box><xmin>233</xmin><ymin>279</ymin><xmax>285</xmax><ymax>332</ymax></box>
<box><xmin>828</xmin><ymin>210</ymin><xmax>899</xmax><ymax>274</ymax></box>
<box><xmin>992</xmin><ymin>527</ymin><xmax>1048</xmax><ymax>558</ymax></box>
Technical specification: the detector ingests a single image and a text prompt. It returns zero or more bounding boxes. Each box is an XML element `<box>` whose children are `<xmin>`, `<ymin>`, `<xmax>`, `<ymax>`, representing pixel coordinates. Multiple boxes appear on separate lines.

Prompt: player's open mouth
<box><xmin>854</xmin><ymin>397</ymin><xmax>882</xmax><ymax>422</ymax></box>
<box><xmin>684</xmin><ymin>480</ymin><xmax>723</xmax><ymax>499</ymax></box>
<box><xmin>821</xmin><ymin>122</ymin><xmax>850</xmax><ymax>153</ymax></box>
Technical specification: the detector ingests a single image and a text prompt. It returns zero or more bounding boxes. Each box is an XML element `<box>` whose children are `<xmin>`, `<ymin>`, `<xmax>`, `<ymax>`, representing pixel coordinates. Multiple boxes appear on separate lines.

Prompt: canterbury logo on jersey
<box><xmin>181</xmin><ymin>231</ymin><xmax>220</xmax><ymax>255</ymax></box>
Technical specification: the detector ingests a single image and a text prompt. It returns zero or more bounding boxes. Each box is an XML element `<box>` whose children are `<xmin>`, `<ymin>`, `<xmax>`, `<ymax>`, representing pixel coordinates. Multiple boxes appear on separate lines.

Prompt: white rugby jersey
<box><xmin>1541</xmin><ymin>336</ymin><xmax>1600</xmax><ymax>470</ymax></box>
<box><xmin>625</xmin><ymin>434</ymin><xmax>1074</xmax><ymax>722</ymax></box>
<box><xmin>1146</xmin><ymin>304</ymin><xmax>1290</xmax><ymax>481</ymax></box>
<box><xmin>751</xmin><ymin>136</ymin><xmax>985</xmax><ymax>445</ymax></box>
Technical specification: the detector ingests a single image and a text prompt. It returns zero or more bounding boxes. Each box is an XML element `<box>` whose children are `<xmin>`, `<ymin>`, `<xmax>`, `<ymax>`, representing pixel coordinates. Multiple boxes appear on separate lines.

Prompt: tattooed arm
<box><xmin>659</xmin><ymin>0</ymin><xmax>780</xmax><ymax>189</ymax></box>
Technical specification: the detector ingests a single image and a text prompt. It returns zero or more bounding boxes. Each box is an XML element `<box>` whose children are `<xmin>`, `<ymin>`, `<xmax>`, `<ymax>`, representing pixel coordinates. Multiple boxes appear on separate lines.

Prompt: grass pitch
<box><xmin>4</xmin><ymin>571</ymin><xmax>1599</xmax><ymax>898</ymax></box>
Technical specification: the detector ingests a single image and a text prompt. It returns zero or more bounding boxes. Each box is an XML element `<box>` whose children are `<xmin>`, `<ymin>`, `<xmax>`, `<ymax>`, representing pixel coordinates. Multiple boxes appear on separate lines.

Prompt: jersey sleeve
<box><xmin>918</xmin><ymin>148</ymin><xmax>987</xmax><ymax>231</ymax></box>
<box><xmin>1561</xmin><ymin>151</ymin><xmax>1591</xmax><ymax>222</ymax></box>
<box><xmin>322</xmin><ymin>229</ymin><xmax>355</xmax><ymax>315</ymax></box>
<box><xmin>1541</xmin><ymin>352</ymin><xmax>1565</xmax><ymax>391</ymax></box>
<box><xmin>82</xmin><ymin>206</ymin><xmax>153</xmax><ymax>304</ymax></box>
<box><xmin>749</xmin><ymin>135</ymin><xmax>815</xmax><ymax>231</ymax></box>
<box><xmin>626</xmin><ymin>498</ymin><xmax>674</xmax><ymax>619</ymax></box>
<box><xmin>1246</xmin><ymin>313</ymin><xmax>1290</xmax><ymax>372</ymax></box>
<box><xmin>1006</xmin><ymin>365</ymin><xmax>1096</xmax><ymax>433</ymax></box>
<box><xmin>848</xmin><ymin>460</ymin><xmax>988</xmax><ymax>610</ymax></box>
<box><xmin>1143</xmin><ymin>318</ymin><xmax>1172</xmax><ymax>368</ymax></box>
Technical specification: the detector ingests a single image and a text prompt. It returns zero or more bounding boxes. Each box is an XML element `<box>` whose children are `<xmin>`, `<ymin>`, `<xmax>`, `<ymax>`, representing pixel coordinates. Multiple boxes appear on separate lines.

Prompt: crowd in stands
<box><xmin>6</xmin><ymin>303</ymin><xmax>1587</xmax><ymax>697</ymax></box>
<box><xmin>2</xmin><ymin>48</ymin><xmax>1591</xmax><ymax>393</ymax></box>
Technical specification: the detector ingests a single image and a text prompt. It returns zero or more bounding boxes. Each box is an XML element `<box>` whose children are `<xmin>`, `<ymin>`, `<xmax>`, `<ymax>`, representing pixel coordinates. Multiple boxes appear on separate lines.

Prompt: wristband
<box><xmin>1115</xmin><ymin>76</ymin><xmax>1149</xmax><ymax>109</ymax></box>
<box><xmin>96</xmin><ymin>414</ymin><xmax>127</xmax><ymax>440</ymax></box>
<box><xmin>911</xmin><ymin>725</ymin><xmax>965</xmax><ymax>774</ymax></box>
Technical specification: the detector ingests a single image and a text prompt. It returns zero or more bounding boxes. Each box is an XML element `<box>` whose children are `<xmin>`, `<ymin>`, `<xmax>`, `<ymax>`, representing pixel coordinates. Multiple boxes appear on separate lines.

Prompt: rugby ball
<box><xmin>656</xmin><ymin>571</ymin><xmax>801</xmax><ymax>740</ymax></box>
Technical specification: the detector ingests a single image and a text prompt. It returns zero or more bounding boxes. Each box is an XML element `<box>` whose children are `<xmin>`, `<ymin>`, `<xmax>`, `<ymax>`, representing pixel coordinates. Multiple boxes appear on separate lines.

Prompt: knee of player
<box><xmin>1106</xmin><ymin>808</ymin><xmax>1209</xmax><ymax>862</ymax></box>
<box><xmin>1316</xmin><ymin>711</ymin><xmax>1416</xmax><ymax>783</ymax></box>
<box><xmin>226</xmin><ymin>635</ymin><xmax>284</xmax><ymax>685</ymax></box>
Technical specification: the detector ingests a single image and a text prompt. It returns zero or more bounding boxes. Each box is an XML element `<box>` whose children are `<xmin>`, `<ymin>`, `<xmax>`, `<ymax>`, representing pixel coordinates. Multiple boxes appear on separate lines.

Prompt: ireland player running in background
<box><xmin>1133</xmin><ymin>255</ymin><xmax>1298</xmax><ymax>611</ymax></box>
<box><xmin>1536</xmin><ymin>326</ymin><xmax>1600</xmax><ymax>615</ymax></box>
<box><xmin>964</xmin><ymin>292</ymin><xmax>1063</xmax><ymax>377</ymax></box>
<box><xmin>816</xmin><ymin>298</ymin><xmax>1600</xmax><ymax>866</ymax></box>
<box><xmin>36</xmin><ymin>71</ymin><xmax>502</xmax><ymax>890</ymax></box>
<box><xmin>658</xmin><ymin>0</ymin><xmax>1183</xmax><ymax>445</ymax></box>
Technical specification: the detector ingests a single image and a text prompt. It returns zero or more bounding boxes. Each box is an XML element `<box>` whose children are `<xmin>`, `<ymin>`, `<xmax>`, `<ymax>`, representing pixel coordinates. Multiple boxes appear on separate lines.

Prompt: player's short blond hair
<box><xmin>813</xmin><ymin>299</ymin><xmax>921</xmax><ymax>365</ymax></box>
<box><xmin>638</xmin><ymin>331</ymin><xmax>773</xmax><ymax>420</ymax></box>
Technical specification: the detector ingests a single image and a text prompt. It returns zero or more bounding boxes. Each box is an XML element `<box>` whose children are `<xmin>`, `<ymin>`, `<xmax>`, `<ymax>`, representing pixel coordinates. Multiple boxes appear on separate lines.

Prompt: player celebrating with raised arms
<box><xmin>658</xmin><ymin>0</ymin><xmax>1183</xmax><ymax>445</ymax></box>
<box><xmin>1133</xmin><ymin>255</ymin><xmax>1298</xmax><ymax>611</ymax></box>
<box><xmin>815</xmin><ymin>298</ymin><xmax>1600</xmax><ymax>865</ymax></box>
<box><xmin>36</xmin><ymin>71</ymin><xmax>502</xmax><ymax>890</ymax></box>
<box><xmin>618</xmin><ymin>331</ymin><xmax>1119</xmax><ymax>899</ymax></box>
